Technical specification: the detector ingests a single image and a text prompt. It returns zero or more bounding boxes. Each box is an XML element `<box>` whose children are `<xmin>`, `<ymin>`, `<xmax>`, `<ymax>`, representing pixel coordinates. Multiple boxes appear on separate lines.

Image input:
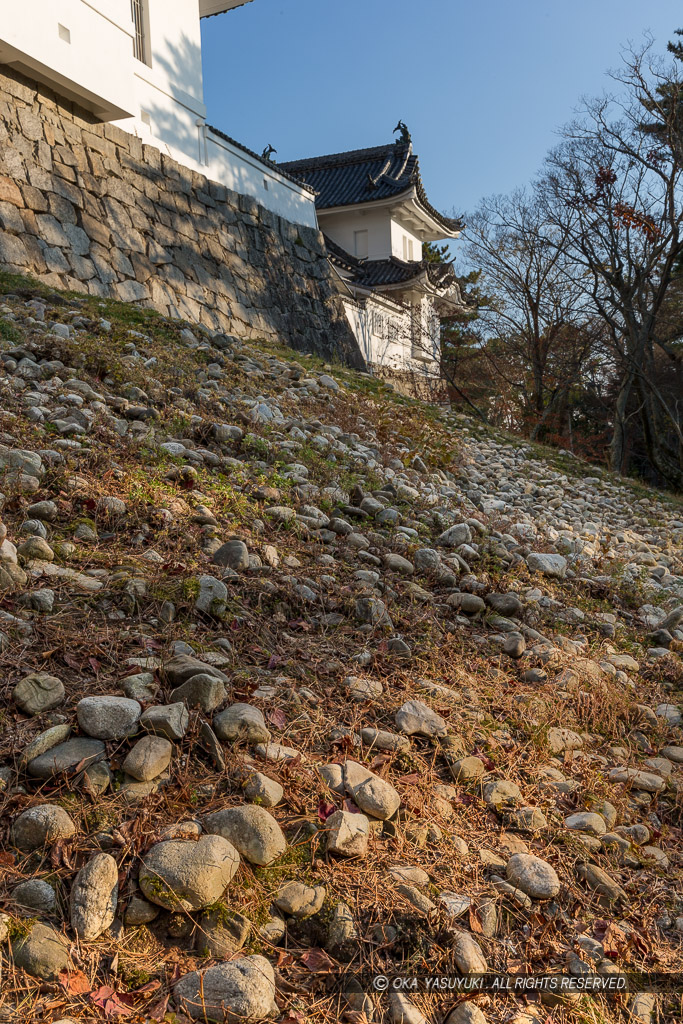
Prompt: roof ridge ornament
<box><xmin>393</xmin><ymin>120</ymin><xmax>412</xmax><ymax>145</ymax></box>
<box><xmin>261</xmin><ymin>144</ymin><xmax>277</xmax><ymax>162</ymax></box>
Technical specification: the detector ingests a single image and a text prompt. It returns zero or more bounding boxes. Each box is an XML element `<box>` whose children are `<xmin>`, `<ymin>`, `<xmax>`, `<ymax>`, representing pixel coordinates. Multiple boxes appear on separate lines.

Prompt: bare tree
<box><xmin>539</xmin><ymin>39</ymin><xmax>683</xmax><ymax>486</ymax></box>
<box><xmin>462</xmin><ymin>189</ymin><xmax>599</xmax><ymax>439</ymax></box>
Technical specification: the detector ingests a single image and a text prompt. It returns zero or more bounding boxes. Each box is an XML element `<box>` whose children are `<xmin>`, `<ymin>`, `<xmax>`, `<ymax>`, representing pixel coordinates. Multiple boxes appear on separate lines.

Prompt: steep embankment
<box><xmin>0</xmin><ymin>271</ymin><xmax>681</xmax><ymax>1024</ymax></box>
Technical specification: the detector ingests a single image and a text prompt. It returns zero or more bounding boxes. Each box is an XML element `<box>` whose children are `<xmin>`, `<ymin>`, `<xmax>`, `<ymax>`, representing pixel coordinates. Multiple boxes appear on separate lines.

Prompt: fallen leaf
<box><xmin>370</xmin><ymin>754</ymin><xmax>391</xmax><ymax>770</ymax></box>
<box><xmin>300</xmin><ymin>948</ymin><xmax>336</xmax><ymax>973</ymax></box>
<box><xmin>90</xmin><ymin>985</ymin><xmax>135</xmax><ymax>1018</ymax></box>
<box><xmin>59</xmin><ymin>968</ymin><xmax>91</xmax><ymax>995</ymax></box>
<box><xmin>317</xmin><ymin>800</ymin><xmax>336</xmax><ymax>821</ymax></box>
<box><xmin>601</xmin><ymin>921</ymin><xmax>628</xmax><ymax>956</ymax></box>
<box><xmin>468</xmin><ymin>905</ymin><xmax>484</xmax><ymax>934</ymax></box>
<box><xmin>267</xmin><ymin>708</ymin><xmax>287</xmax><ymax>730</ymax></box>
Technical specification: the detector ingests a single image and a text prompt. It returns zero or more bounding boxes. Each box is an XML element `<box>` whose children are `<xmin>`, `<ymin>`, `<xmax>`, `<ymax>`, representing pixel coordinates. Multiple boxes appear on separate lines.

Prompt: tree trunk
<box><xmin>609</xmin><ymin>365</ymin><xmax>636</xmax><ymax>474</ymax></box>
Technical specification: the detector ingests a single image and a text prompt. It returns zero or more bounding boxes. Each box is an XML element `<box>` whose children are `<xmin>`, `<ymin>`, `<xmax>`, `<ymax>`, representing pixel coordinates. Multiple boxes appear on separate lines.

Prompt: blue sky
<box><xmin>201</xmin><ymin>0</ymin><xmax>681</xmax><ymax>218</ymax></box>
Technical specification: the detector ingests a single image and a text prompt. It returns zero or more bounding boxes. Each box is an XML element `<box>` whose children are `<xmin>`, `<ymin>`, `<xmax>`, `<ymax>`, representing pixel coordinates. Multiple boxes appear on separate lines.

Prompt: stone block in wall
<box><xmin>0</xmin><ymin>176</ymin><xmax>24</xmax><ymax>207</ymax></box>
<box><xmin>109</xmin><ymin>248</ymin><xmax>135</xmax><ymax>276</ymax></box>
<box><xmin>80</xmin><ymin>212</ymin><xmax>111</xmax><ymax>247</ymax></box>
<box><xmin>64</xmin><ymin>275</ymin><xmax>89</xmax><ymax>294</ymax></box>
<box><xmin>69</xmin><ymin>254</ymin><xmax>96</xmax><ymax>280</ymax></box>
<box><xmin>87</xmin><ymin>277</ymin><xmax>111</xmax><ymax>298</ymax></box>
<box><xmin>35</xmin><ymin>214</ymin><xmax>70</xmax><ymax>248</ymax></box>
<box><xmin>20</xmin><ymin>183</ymin><xmax>48</xmax><ymax>213</ymax></box>
<box><xmin>90</xmin><ymin>250</ymin><xmax>117</xmax><ymax>285</ymax></box>
<box><xmin>142</xmin><ymin>145</ymin><xmax>161</xmax><ymax>171</ymax></box>
<box><xmin>21</xmin><ymin>209</ymin><xmax>40</xmax><ymax>236</ymax></box>
<box><xmin>28</xmin><ymin>166</ymin><xmax>52</xmax><ymax>191</ymax></box>
<box><xmin>115</xmin><ymin>279</ymin><xmax>149</xmax><ymax>302</ymax></box>
<box><xmin>147</xmin><ymin>239</ymin><xmax>171</xmax><ymax>265</ymax></box>
<box><xmin>41</xmin><ymin>244</ymin><xmax>70</xmax><ymax>274</ymax></box>
<box><xmin>48</xmin><ymin>194</ymin><xmax>77</xmax><ymax>225</ymax></box>
<box><xmin>53</xmin><ymin>144</ymin><xmax>79</xmax><ymax>169</ymax></box>
<box><xmin>63</xmin><ymin>223</ymin><xmax>91</xmax><ymax>255</ymax></box>
<box><xmin>131</xmin><ymin>252</ymin><xmax>154</xmax><ymax>283</ymax></box>
<box><xmin>0</xmin><ymin>200</ymin><xmax>24</xmax><ymax>233</ymax></box>
<box><xmin>17</xmin><ymin>108</ymin><xmax>43</xmax><ymax>142</ymax></box>
<box><xmin>22</xmin><ymin>235</ymin><xmax>47</xmax><ymax>273</ymax></box>
<box><xmin>0</xmin><ymin>73</ymin><xmax>35</xmax><ymax>104</ymax></box>
<box><xmin>81</xmin><ymin>131</ymin><xmax>116</xmax><ymax>159</ymax></box>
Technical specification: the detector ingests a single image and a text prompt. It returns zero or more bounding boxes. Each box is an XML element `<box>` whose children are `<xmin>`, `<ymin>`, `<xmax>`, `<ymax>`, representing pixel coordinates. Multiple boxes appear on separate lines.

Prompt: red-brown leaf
<box><xmin>267</xmin><ymin>708</ymin><xmax>287</xmax><ymax>730</ymax></box>
<box><xmin>59</xmin><ymin>968</ymin><xmax>91</xmax><ymax>995</ymax></box>
<box><xmin>300</xmin><ymin>948</ymin><xmax>336</xmax><ymax>973</ymax></box>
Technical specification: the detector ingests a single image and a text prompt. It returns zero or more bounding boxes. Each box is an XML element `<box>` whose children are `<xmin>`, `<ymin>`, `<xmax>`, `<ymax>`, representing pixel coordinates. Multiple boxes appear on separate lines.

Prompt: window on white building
<box><xmin>131</xmin><ymin>0</ymin><xmax>150</xmax><ymax>65</ymax></box>
<box><xmin>354</xmin><ymin>230</ymin><xmax>368</xmax><ymax>259</ymax></box>
<box><xmin>408</xmin><ymin>238</ymin><xmax>414</xmax><ymax>260</ymax></box>
<box><xmin>402</xmin><ymin>235</ymin><xmax>407</xmax><ymax>260</ymax></box>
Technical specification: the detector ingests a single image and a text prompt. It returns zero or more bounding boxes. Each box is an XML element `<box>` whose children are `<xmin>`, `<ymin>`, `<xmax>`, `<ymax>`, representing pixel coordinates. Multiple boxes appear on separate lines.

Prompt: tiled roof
<box><xmin>280</xmin><ymin>141</ymin><xmax>463</xmax><ymax>233</ymax></box>
<box><xmin>207</xmin><ymin>126</ymin><xmax>317</xmax><ymax>192</ymax></box>
<box><xmin>324</xmin><ymin>235</ymin><xmax>458</xmax><ymax>292</ymax></box>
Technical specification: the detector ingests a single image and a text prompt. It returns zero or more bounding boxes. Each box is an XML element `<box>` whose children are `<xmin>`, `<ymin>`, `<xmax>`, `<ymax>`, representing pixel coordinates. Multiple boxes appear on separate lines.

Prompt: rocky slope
<box><xmin>0</xmin><ymin>270</ymin><xmax>681</xmax><ymax>1024</ymax></box>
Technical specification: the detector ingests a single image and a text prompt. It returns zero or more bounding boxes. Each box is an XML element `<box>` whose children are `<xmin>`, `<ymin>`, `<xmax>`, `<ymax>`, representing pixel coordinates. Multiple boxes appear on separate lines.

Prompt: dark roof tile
<box><xmin>280</xmin><ymin>140</ymin><xmax>462</xmax><ymax>233</ymax></box>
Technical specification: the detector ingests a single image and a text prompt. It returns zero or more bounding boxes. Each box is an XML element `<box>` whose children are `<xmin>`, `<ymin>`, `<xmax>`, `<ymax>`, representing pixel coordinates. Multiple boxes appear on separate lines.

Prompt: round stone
<box><xmin>506</xmin><ymin>853</ymin><xmax>560</xmax><ymax>900</ymax></box>
<box><xmin>139</xmin><ymin>835</ymin><xmax>239</xmax><ymax>912</ymax></box>
<box><xmin>77</xmin><ymin>696</ymin><xmax>141</xmax><ymax>739</ymax></box>
<box><xmin>12</xmin><ymin>804</ymin><xmax>76</xmax><ymax>851</ymax></box>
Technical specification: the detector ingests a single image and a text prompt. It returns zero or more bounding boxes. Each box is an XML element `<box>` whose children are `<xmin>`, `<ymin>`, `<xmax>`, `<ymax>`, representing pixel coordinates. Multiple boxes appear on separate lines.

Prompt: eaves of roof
<box><xmin>280</xmin><ymin>140</ymin><xmax>463</xmax><ymax>235</ymax></box>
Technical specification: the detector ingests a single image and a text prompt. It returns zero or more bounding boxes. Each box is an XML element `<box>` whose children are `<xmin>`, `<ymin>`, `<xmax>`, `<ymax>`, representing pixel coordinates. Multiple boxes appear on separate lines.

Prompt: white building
<box><xmin>280</xmin><ymin>130</ymin><xmax>467</xmax><ymax>381</ymax></box>
<box><xmin>0</xmin><ymin>0</ymin><xmax>316</xmax><ymax>226</ymax></box>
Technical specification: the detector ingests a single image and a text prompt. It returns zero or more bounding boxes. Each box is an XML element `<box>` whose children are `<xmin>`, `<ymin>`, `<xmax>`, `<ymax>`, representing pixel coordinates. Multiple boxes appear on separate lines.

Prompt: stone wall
<box><xmin>0</xmin><ymin>66</ymin><xmax>364</xmax><ymax>368</ymax></box>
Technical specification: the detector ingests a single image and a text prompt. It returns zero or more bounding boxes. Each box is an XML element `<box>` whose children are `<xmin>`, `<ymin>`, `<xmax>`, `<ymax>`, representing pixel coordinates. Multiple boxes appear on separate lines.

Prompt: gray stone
<box><xmin>12</xmin><ymin>803</ymin><xmax>76</xmax><ymax>850</ymax></box>
<box><xmin>163</xmin><ymin>654</ymin><xmax>228</xmax><ymax>687</ymax></box>
<box><xmin>328</xmin><ymin>900</ymin><xmax>358</xmax><ymax>950</ymax></box>
<box><xmin>140</xmin><ymin>702</ymin><xmax>189</xmax><ymax>740</ymax></box>
<box><xmin>564</xmin><ymin>812</ymin><xmax>606</xmax><ymax>836</ymax></box>
<box><xmin>195</xmin><ymin>908</ymin><xmax>250</xmax><ymax>958</ymax></box>
<box><xmin>139</xmin><ymin>835</ymin><xmax>239</xmax><ymax>911</ymax></box>
<box><xmin>506</xmin><ymin>853</ymin><xmax>560</xmax><ymax>900</ymax></box>
<box><xmin>204</xmin><ymin>805</ymin><xmax>286</xmax><ymax>866</ymax></box>
<box><xmin>170</xmin><ymin>673</ymin><xmax>227</xmax><ymax>712</ymax></box>
<box><xmin>575</xmin><ymin>862</ymin><xmax>627</xmax><ymax>902</ymax></box>
<box><xmin>275</xmin><ymin>881</ymin><xmax>326</xmax><ymax>918</ymax></box>
<box><xmin>448</xmin><ymin>756</ymin><xmax>485</xmax><ymax>783</ymax></box>
<box><xmin>76</xmin><ymin>695</ymin><xmax>141</xmax><ymax>739</ymax></box>
<box><xmin>11</xmin><ymin>921</ymin><xmax>70</xmax><ymax>980</ymax></box>
<box><xmin>13</xmin><ymin>672</ymin><xmax>64</xmax><ymax>715</ymax></box>
<box><xmin>124</xmin><ymin>895</ymin><xmax>159</xmax><ymax>925</ymax></box>
<box><xmin>213</xmin><ymin>703</ymin><xmax>270</xmax><ymax>744</ymax></box>
<box><xmin>70</xmin><ymin>853</ymin><xmax>118</xmax><ymax>940</ymax></box>
<box><xmin>343</xmin><ymin>760</ymin><xmax>401</xmax><ymax>820</ymax></box>
<box><xmin>212</xmin><ymin>539</ymin><xmax>249</xmax><ymax>571</ymax></box>
<box><xmin>360</xmin><ymin>727</ymin><xmax>410</xmax><ymax>753</ymax></box>
<box><xmin>482</xmin><ymin>779</ymin><xmax>522</xmax><ymax>809</ymax></box>
<box><xmin>326</xmin><ymin>810</ymin><xmax>369</xmax><ymax>858</ymax></box>
<box><xmin>395</xmin><ymin>699</ymin><xmax>447</xmax><ymax>737</ymax></box>
<box><xmin>243</xmin><ymin>771</ymin><xmax>283</xmax><ymax>807</ymax></box>
<box><xmin>195</xmin><ymin>575</ymin><xmax>228</xmax><ymax>618</ymax></box>
<box><xmin>609</xmin><ymin>767</ymin><xmax>664</xmax><ymax>793</ymax></box>
<box><xmin>12</xmin><ymin>878</ymin><xmax>57</xmax><ymax>915</ymax></box>
<box><xmin>445</xmin><ymin>1003</ymin><xmax>488</xmax><ymax>1024</ymax></box>
<box><xmin>19</xmin><ymin>723</ymin><xmax>71</xmax><ymax>768</ymax></box>
<box><xmin>452</xmin><ymin>930</ymin><xmax>488</xmax><ymax>973</ymax></box>
<box><xmin>437</xmin><ymin>523</ymin><xmax>472</xmax><ymax>547</ymax></box>
<box><xmin>122</xmin><ymin>735</ymin><xmax>173</xmax><ymax>781</ymax></box>
<box><xmin>27</xmin><ymin>737</ymin><xmax>105</xmax><ymax>779</ymax></box>
<box><xmin>526</xmin><ymin>552</ymin><xmax>567</xmax><ymax>578</ymax></box>
<box><xmin>174</xmin><ymin>954</ymin><xmax>276</xmax><ymax>1022</ymax></box>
